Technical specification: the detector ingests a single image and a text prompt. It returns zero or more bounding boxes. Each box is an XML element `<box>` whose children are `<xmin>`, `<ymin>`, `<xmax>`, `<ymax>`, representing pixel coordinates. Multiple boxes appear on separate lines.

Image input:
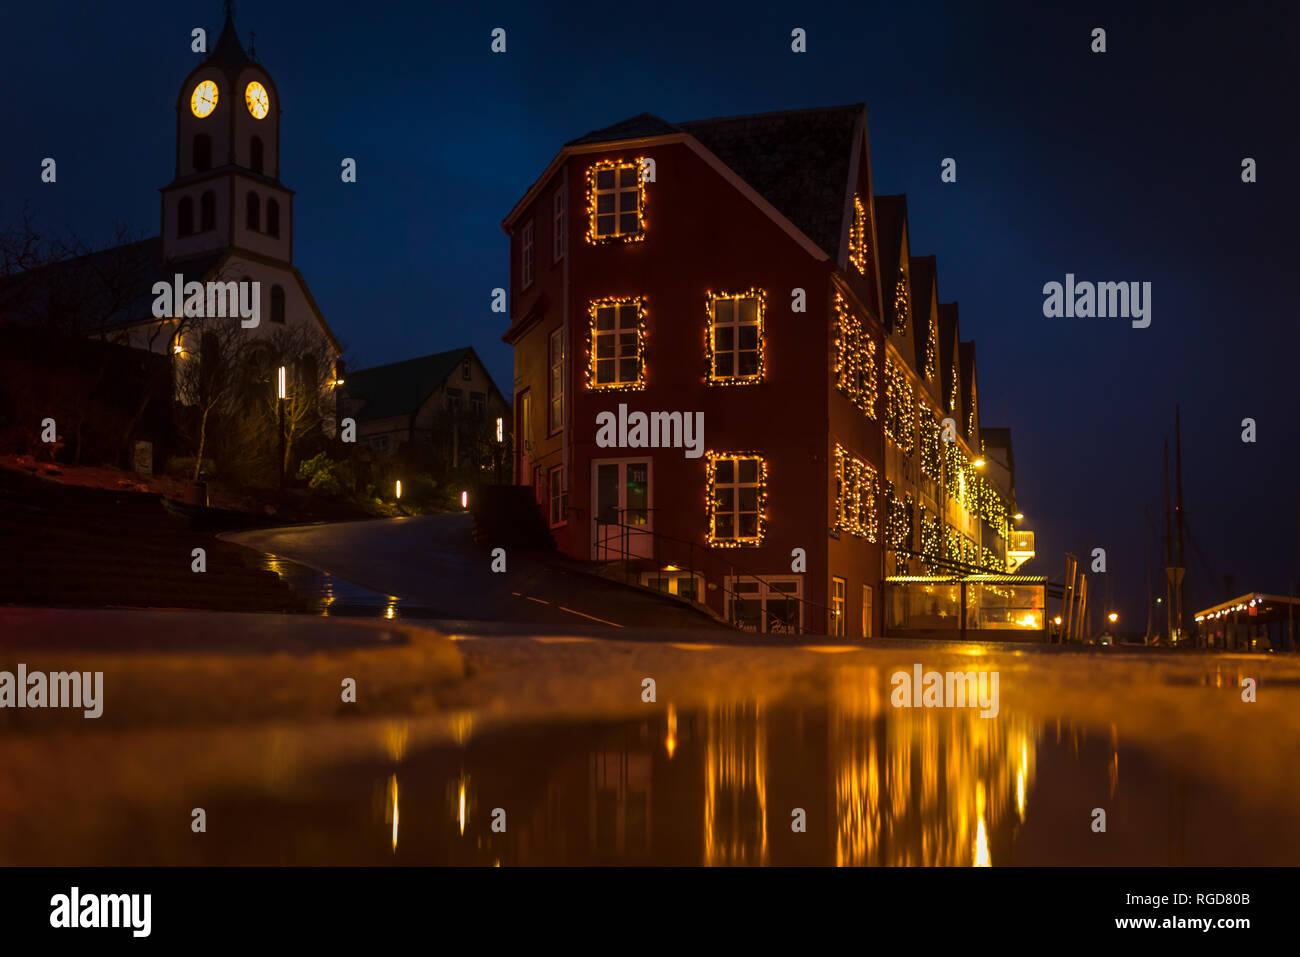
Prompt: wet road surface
<box><xmin>2</xmin><ymin>621</ymin><xmax>1298</xmax><ymax>865</ymax></box>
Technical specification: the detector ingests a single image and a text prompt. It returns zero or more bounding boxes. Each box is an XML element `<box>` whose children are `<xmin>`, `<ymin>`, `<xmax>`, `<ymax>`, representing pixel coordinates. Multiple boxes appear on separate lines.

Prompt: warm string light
<box><xmin>884</xmin><ymin>356</ymin><xmax>915</xmax><ymax>455</ymax></box>
<box><xmin>849</xmin><ymin>194</ymin><xmax>869</xmax><ymax>275</ymax></box>
<box><xmin>705</xmin><ymin>288</ymin><xmax>766</xmax><ymax>386</ymax></box>
<box><xmin>586</xmin><ymin>158</ymin><xmax>647</xmax><ymax>245</ymax></box>
<box><xmin>833</xmin><ymin>292</ymin><xmax>878</xmax><ymax>419</ymax></box>
<box><xmin>919</xmin><ymin>506</ymin><xmax>941</xmax><ymax>573</ymax></box>
<box><xmin>833</xmin><ymin>444</ymin><xmax>879</xmax><ymax>542</ymax></box>
<box><xmin>705</xmin><ymin>451</ymin><xmax>767</xmax><ymax>547</ymax></box>
<box><xmin>885</xmin><ymin>481</ymin><xmax>914</xmax><ymax>573</ymax></box>
<box><xmin>893</xmin><ymin>266</ymin><xmax>910</xmax><ymax>334</ymax></box>
<box><xmin>968</xmin><ymin>384</ymin><xmax>978</xmax><ymax>437</ymax></box>
<box><xmin>925</xmin><ymin>308</ymin><xmax>939</xmax><ymax>382</ymax></box>
<box><xmin>586</xmin><ymin>296</ymin><xmax>646</xmax><ymax>391</ymax></box>
<box><xmin>919</xmin><ymin>404</ymin><xmax>941</xmax><ymax>481</ymax></box>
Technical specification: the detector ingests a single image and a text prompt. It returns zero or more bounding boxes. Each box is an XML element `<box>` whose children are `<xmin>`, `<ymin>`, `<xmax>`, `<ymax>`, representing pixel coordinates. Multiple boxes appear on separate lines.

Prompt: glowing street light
<box><xmin>1108</xmin><ymin>612</ymin><xmax>1119</xmax><ymax>624</ymax></box>
<box><xmin>460</xmin><ymin>490</ymin><xmax>468</xmax><ymax>509</ymax></box>
<box><xmin>1014</xmin><ymin>512</ymin><xmax>1024</xmax><ymax>521</ymax></box>
<box><xmin>395</xmin><ymin>480</ymin><xmax>402</xmax><ymax>499</ymax></box>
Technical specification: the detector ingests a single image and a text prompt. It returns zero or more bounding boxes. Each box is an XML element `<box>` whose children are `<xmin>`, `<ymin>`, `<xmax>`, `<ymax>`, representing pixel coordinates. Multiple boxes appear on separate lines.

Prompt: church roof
<box><xmin>0</xmin><ymin>238</ymin><xmax>222</xmax><ymax>330</ymax></box>
<box><xmin>343</xmin><ymin>347</ymin><xmax>480</xmax><ymax>422</ymax></box>
<box><xmin>206</xmin><ymin>9</ymin><xmax>254</xmax><ymax>80</ymax></box>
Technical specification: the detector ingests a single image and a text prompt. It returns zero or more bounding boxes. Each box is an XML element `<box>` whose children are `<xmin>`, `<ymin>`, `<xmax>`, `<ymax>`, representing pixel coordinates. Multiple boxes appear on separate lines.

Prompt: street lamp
<box><xmin>277</xmin><ymin>365</ymin><xmax>287</xmax><ymax>492</ymax></box>
<box><xmin>395</xmin><ymin>480</ymin><xmax>402</xmax><ymax>500</ymax></box>
<box><xmin>1014</xmin><ymin>512</ymin><xmax>1024</xmax><ymax>521</ymax></box>
<box><xmin>1108</xmin><ymin>612</ymin><xmax>1119</xmax><ymax>624</ymax></box>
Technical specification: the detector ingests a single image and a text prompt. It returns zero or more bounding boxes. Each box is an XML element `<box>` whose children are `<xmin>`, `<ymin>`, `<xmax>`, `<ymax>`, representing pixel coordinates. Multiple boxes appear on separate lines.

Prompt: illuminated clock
<box><xmin>245</xmin><ymin>81</ymin><xmax>269</xmax><ymax>120</ymax></box>
<box><xmin>190</xmin><ymin>80</ymin><xmax>218</xmax><ymax>118</ymax></box>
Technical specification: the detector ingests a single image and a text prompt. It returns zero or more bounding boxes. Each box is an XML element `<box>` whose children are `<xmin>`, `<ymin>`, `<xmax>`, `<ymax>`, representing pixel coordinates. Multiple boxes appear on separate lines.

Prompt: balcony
<box><xmin>1006</xmin><ymin>528</ymin><xmax>1035</xmax><ymax>573</ymax></box>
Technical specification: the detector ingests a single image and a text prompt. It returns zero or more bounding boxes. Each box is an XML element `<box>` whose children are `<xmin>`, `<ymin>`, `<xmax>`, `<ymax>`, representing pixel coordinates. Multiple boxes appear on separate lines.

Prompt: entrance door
<box><xmin>516</xmin><ymin>391</ymin><xmax>532</xmax><ymax>485</ymax></box>
<box><xmin>592</xmin><ymin>458</ymin><xmax>652</xmax><ymax>560</ymax></box>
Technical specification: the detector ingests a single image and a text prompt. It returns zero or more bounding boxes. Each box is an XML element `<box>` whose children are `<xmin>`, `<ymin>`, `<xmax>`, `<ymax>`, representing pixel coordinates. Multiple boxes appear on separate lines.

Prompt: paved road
<box><xmin>222</xmin><ymin>514</ymin><xmax>727</xmax><ymax>630</ymax></box>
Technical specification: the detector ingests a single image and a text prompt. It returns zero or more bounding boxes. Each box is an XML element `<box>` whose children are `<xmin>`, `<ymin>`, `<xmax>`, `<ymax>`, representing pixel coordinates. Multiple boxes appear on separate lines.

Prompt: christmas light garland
<box><xmin>849</xmin><ymin>194</ymin><xmax>869</xmax><ymax>275</ymax></box>
<box><xmin>894</xmin><ymin>266</ymin><xmax>909</xmax><ymax>334</ymax></box>
<box><xmin>919</xmin><ymin>404</ymin><xmax>941</xmax><ymax>481</ymax></box>
<box><xmin>834</xmin><ymin>444</ymin><xmax>879</xmax><ymax>542</ymax></box>
<box><xmin>884</xmin><ymin>356</ymin><xmax>915</xmax><ymax>455</ymax></box>
<box><xmin>833</xmin><ymin>292</ymin><xmax>878</xmax><ymax>419</ymax></box>
<box><xmin>705</xmin><ymin>451</ymin><xmax>767</xmax><ymax>547</ymax></box>
<box><xmin>705</xmin><ymin>289</ymin><xmax>766</xmax><ymax>386</ymax></box>
<box><xmin>586</xmin><ymin>296</ymin><xmax>646</xmax><ymax>391</ymax></box>
<box><xmin>586</xmin><ymin>158</ymin><xmax>647</xmax><ymax>245</ymax></box>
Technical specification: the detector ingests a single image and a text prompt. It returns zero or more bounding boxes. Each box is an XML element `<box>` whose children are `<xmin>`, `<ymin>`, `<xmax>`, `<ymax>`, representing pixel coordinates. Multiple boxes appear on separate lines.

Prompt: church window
<box><xmin>199</xmin><ymin>191</ymin><xmax>216</xmax><ymax>232</ymax></box>
<box><xmin>266</xmin><ymin>199</ymin><xmax>280</xmax><ymax>238</ymax></box>
<box><xmin>193</xmin><ymin>134</ymin><xmax>212</xmax><ymax>172</ymax></box>
<box><xmin>246</xmin><ymin>192</ymin><xmax>260</xmax><ymax>232</ymax></box>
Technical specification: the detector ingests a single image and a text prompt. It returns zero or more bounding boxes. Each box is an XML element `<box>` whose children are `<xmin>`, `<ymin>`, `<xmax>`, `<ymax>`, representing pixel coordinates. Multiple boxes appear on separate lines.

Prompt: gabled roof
<box><xmin>677</xmin><ymin>104</ymin><xmax>863</xmax><ymax>261</ymax></box>
<box><xmin>344</xmin><ymin>347</ymin><xmax>476</xmax><ymax>422</ymax></box>
<box><xmin>565</xmin><ymin>112</ymin><xmax>681</xmax><ymax>146</ymax></box>
<box><xmin>0</xmin><ymin>238</ymin><xmax>223</xmax><ymax>330</ymax></box>
<box><xmin>909</xmin><ymin>254</ymin><xmax>937</xmax><ymax>375</ymax></box>
<box><xmin>873</xmin><ymin>195</ymin><xmax>908</xmax><ymax>332</ymax></box>
<box><xmin>0</xmin><ymin>238</ymin><xmax>341</xmax><ymax>355</ymax></box>
<box><xmin>959</xmin><ymin>340</ymin><xmax>978</xmax><ymax>432</ymax></box>
<box><xmin>507</xmin><ymin>104</ymin><xmax>864</xmax><ymax>264</ymax></box>
<box><xmin>938</xmin><ymin>302</ymin><xmax>961</xmax><ymax>417</ymax></box>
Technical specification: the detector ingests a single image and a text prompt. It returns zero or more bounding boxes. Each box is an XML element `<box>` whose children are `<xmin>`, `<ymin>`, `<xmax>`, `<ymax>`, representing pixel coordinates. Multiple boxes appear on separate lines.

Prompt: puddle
<box><xmin>255</xmin><ymin>553</ymin><xmax>444</xmax><ymax>619</ymax></box>
<box><xmin>4</xmin><ymin>684</ymin><xmax>1296</xmax><ymax>865</ymax></box>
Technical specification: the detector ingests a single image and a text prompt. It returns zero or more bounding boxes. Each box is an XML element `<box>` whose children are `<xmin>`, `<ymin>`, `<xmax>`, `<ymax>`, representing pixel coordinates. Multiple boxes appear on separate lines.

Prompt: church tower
<box><xmin>161</xmin><ymin>5</ymin><xmax>293</xmax><ymax>266</ymax></box>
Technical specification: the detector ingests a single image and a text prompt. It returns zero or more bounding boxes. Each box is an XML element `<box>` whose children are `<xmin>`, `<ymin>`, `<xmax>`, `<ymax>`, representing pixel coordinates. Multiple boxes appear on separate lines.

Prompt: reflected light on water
<box><xmin>385</xmin><ymin>774</ymin><xmax>399</xmax><ymax>853</ymax></box>
<box><xmin>665</xmin><ymin>704</ymin><xmax>677</xmax><ymax>759</ymax></box>
<box><xmin>704</xmin><ymin>703</ymin><xmax>768</xmax><ymax>865</ymax></box>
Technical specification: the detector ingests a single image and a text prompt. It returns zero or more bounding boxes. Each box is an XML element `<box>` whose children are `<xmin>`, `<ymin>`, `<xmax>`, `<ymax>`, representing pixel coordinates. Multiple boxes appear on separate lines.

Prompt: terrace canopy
<box><xmin>1194</xmin><ymin>592</ymin><xmax>1300</xmax><ymax>652</ymax></box>
<box><xmin>884</xmin><ymin>574</ymin><xmax>1048</xmax><ymax>642</ymax></box>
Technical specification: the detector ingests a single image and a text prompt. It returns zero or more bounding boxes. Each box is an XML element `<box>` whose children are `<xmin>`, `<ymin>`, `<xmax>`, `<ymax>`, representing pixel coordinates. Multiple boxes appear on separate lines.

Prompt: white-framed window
<box><xmin>588</xmin><ymin>160</ymin><xmax>644</xmax><ymax>242</ymax></box>
<box><xmin>862</xmin><ymin>584</ymin><xmax>874</xmax><ymax>638</ymax></box>
<box><xmin>832</xmin><ymin>576</ymin><xmax>846</xmax><ymax>637</ymax></box>
<box><xmin>588</xmin><ymin>298</ymin><xmax>644</xmax><ymax>390</ymax></box>
<box><xmin>707</xmin><ymin>453</ymin><xmax>766</xmax><ymax>546</ymax></box>
<box><xmin>725</xmin><ymin>576</ymin><xmax>802</xmax><ymax>634</ymax></box>
<box><xmin>521</xmin><ymin>220</ymin><xmax>535</xmax><ymax>288</ymax></box>
<box><xmin>706</xmin><ymin>291</ymin><xmax>765</xmax><ymax>384</ymax></box>
<box><xmin>548</xmin><ymin>327</ymin><xmax>564</xmax><ymax>433</ymax></box>
<box><xmin>641</xmin><ymin>570</ymin><xmax>703</xmax><ymax>602</ymax></box>
<box><xmin>553</xmin><ymin>187</ymin><xmax>567</xmax><ymax>262</ymax></box>
<box><xmin>548</xmin><ymin>464</ymin><xmax>566</xmax><ymax>527</ymax></box>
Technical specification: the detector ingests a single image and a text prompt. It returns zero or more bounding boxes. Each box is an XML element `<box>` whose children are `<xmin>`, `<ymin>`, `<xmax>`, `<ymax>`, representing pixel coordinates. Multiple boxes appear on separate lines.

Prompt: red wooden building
<box><xmin>502</xmin><ymin>105</ymin><xmax>1029</xmax><ymax>637</ymax></box>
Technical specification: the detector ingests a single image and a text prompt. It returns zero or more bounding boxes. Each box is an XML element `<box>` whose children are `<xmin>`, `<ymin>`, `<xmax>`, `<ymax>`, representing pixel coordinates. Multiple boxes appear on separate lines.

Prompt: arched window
<box><xmin>266</xmin><ymin>198</ymin><xmax>280</xmax><ymax>238</ymax></box>
<box><xmin>199</xmin><ymin>190</ymin><xmax>216</xmax><ymax>232</ymax></box>
<box><xmin>193</xmin><ymin>134</ymin><xmax>212</xmax><ymax>172</ymax></box>
<box><xmin>246</xmin><ymin>191</ymin><xmax>260</xmax><ymax>232</ymax></box>
<box><xmin>178</xmin><ymin>196</ymin><xmax>194</xmax><ymax>237</ymax></box>
<box><xmin>250</xmin><ymin>135</ymin><xmax>264</xmax><ymax>174</ymax></box>
<box><xmin>270</xmin><ymin>284</ymin><xmax>285</xmax><ymax>324</ymax></box>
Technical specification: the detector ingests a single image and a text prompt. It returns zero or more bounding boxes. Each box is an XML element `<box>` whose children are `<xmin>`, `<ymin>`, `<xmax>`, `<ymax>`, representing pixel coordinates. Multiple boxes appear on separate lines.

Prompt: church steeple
<box><xmin>207</xmin><ymin>4</ymin><xmax>253</xmax><ymax>80</ymax></box>
<box><xmin>161</xmin><ymin>4</ymin><xmax>293</xmax><ymax>266</ymax></box>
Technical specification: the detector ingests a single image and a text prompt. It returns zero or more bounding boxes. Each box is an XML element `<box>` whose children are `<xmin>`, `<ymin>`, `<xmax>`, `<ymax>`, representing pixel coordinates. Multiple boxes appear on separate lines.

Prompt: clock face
<box><xmin>190</xmin><ymin>80</ymin><xmax>218</xmax><ymax>118</ymax></box>
<box><xmin>245</xmin><ymin>81</ymin><xmax>269</xmax><ymax>120</ymax></box>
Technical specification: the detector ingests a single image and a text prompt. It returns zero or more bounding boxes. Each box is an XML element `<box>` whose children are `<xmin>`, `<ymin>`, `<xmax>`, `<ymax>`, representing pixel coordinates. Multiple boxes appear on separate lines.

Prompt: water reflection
<box><xmin>5</xmin><ymin>670</ymin><xmax>1300</xmax><ymax>865</ymax></box>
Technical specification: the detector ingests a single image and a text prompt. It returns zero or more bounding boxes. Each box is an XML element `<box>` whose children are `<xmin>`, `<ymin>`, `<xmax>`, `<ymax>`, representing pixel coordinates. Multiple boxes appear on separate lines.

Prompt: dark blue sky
<box><xmin>4</xmin><ymin>0</ymin><xmax>1298</xmax><ymax>626</ymax></box>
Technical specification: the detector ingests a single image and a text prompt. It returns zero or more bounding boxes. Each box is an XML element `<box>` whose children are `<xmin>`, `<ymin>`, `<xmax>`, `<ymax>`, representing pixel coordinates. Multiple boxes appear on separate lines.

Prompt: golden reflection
<box><xmin>831</xmin><ymin>668</ymin><xmax>1037</xmax><ymax>865</ymax></box>
<box><xmin>383</xmin><ymin>722</ymin><xmax>408</xmax><ymax>764</ymax></box>
<box><xmin>665</xmin><ymin>704</ymin><xmax>677</xmax><ymax>759</ymax></box>
<box><xmin>385</xmin><ymin>774</ymin><xmax>399</xmax><ymax>852</ymax></box>
<box><xmin>458</xmin><ymin>775</ymin><xmax>468</xmax><ymax>835</ymax></box>
<box><xmin>704</xmin><ymin>703</ymin><xmax>768</xmax><ymax>865</ymax></box>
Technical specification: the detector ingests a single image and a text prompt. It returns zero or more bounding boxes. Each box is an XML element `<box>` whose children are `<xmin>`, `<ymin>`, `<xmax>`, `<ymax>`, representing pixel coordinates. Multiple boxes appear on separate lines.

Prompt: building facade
<box><xmin>502</xmin><ymin>106</ymin><xmax>1031</xmax><ymax>636</ymax></box>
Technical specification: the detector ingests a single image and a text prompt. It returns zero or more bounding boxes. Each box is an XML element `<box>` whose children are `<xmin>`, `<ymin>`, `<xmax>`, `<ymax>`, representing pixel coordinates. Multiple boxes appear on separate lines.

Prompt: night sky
<box><xmin>4</xmin><ymin>0</ymin><xmax>1297</xmax><ymax>626</ymax></box>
